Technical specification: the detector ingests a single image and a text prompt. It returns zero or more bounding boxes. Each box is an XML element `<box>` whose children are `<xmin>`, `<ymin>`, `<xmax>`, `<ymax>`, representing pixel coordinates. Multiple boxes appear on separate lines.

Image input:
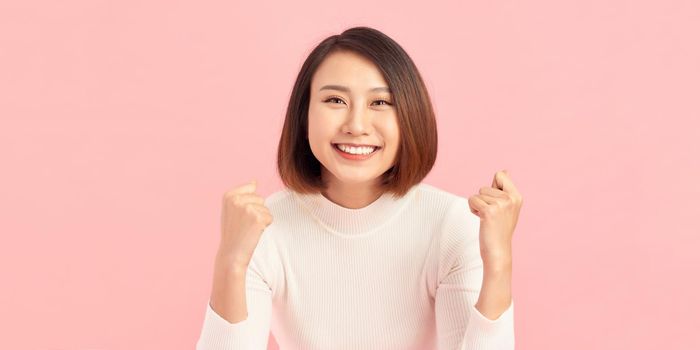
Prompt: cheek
<box><xmin>306</xmin><ymin>107</ymin><xmax>323</xmax><ymax>137</ymax></box>
<box><xmin>307</xmin><ymin>117</ymin><xmax>328</xmax><ymax>141</ymax></box>
<box><xmin>380</xmin><ymin>117</ymin><xmax>400</xmax><ymax>148</ymax></box>
<box><xmin>308</xmin><ymin>106</ymin><xmax>341</xmax><ymax>137</ymax></box>
<box><xmin>306</xmin><ymin>113</ymin><xmax>333</xmax><ymax>155</ymax></box>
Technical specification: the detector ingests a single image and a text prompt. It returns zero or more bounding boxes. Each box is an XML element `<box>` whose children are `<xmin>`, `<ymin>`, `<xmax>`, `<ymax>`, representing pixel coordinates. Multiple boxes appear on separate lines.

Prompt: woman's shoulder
<box><xmin>413</xmin><ymin>182</ymin><xmax>467</xmax><ymax>208</ymax></box>
<box><xmin>261</xmin><ymin>187</ymin><xmax>302</xmax><ymax>221</ymax></box>
<box><xmin>414</xmin><ymin>182</ymin><xmax>479</xmax><ymax>231</ymax></box>
<box><xmin>263</xmin><ymin>187</ymin><xmax>294</xmax><ymax>207</ymax></box>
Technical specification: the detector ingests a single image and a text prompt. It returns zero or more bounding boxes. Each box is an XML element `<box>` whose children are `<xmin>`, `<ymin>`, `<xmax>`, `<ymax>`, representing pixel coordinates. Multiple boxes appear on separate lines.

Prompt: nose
<box><xmin>341</xmin><ymin>105</ymin><xmax>373</xmax><ymax>136</ymax></box>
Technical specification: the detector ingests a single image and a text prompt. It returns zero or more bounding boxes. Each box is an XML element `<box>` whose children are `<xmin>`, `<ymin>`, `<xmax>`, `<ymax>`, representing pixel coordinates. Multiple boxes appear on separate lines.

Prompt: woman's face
<box><xmin>307</xmin><ymin>50</ymin><xmax>400</xmax><ymax>189</ymax></box>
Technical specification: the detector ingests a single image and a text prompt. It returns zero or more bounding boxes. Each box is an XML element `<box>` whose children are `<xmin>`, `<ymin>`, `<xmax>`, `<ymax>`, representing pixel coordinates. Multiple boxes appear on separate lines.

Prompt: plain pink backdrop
<box><xmin>1</xmin><ymin>1</ymin><xmax>698</xmax><ymax>349</ymax></box>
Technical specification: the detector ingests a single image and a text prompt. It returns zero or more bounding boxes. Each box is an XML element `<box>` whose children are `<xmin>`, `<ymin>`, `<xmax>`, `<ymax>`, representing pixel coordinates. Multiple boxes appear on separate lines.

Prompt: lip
<box><xmin>332</xmin><ymin>143</ymin><xmax>381</xmax><ymax>161</ymax></box>
<box><xmin>332</xmin><ymin>142</ymin><xmax>382</xmax><ymax>148</ymax></box>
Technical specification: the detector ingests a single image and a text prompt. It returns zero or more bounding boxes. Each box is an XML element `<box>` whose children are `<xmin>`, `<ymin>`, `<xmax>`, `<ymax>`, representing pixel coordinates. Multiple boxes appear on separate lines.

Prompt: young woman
<box><xmin>197</xmin><ymin>26</ymin><xmax>523</xmax><ymax>350</ymax></box>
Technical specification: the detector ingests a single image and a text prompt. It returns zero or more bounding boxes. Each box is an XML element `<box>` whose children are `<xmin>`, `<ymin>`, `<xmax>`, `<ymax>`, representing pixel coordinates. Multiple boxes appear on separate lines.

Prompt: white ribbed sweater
<box><xmin>196</xmin><ymin>182</ymin><xmax>515</xmax><ymax>350</ymax></box>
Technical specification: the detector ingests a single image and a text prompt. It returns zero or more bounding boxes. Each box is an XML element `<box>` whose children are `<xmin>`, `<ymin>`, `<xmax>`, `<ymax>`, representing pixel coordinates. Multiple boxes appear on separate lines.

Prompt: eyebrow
<box><xmin>319</xmin><ymin>84</ymin><xmax>392</xmax><ymax>94</ymax></box>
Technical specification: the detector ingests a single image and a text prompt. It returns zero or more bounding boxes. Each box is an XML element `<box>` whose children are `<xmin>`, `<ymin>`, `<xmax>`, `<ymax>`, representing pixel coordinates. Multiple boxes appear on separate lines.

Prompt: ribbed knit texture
<box><xmin>196</xmin><ymin>182</ymin><xmax>515</xmax><ymax>350</ymax></box>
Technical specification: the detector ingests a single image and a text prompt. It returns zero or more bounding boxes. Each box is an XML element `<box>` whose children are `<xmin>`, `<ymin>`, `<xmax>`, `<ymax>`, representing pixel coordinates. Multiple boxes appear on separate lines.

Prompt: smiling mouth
<box><xmin>332</xmin><ymin>143</ymin><xmax>382</xmax><ymax>155</ymax></box>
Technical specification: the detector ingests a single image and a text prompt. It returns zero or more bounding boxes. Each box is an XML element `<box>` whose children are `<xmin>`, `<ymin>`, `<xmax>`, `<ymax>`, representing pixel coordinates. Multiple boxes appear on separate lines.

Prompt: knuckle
<box><xmin>244</xmin><ymin>204</ymin><xmax>257</xmax><ymax>215</ymax></box>
<box><xmin>225</xmin><ymin>187</ymin><xmax>241</xmax><ymax>197</ymax></box>
<box><xmin>485</xmin><ymin>206</ymin><xmax>497</xmax><ymax>217</ymax></box>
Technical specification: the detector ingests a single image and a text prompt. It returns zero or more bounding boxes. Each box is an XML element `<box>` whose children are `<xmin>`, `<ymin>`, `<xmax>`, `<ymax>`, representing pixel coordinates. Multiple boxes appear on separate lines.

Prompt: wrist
<box><xmin>215</xmin><ymin>253</ymin><xmax>249</xmax><ymax>274</ymax></box>
<box><xmin>481</xmin><ymin>244</ymin><xmax>511</xmax><ymax>264</ymax></box>
<box><xmin>482</xmin><ymin>256</ymin><xmax>512</xmax><ymax>273</ymax></box>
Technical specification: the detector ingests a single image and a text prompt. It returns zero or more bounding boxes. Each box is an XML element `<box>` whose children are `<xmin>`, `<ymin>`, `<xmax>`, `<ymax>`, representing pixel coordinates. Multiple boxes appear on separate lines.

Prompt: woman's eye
<box><xmin>373</xmin><ymin>99</ymin><xmax>392</xmax><ymax>106</ymax></box>
<box><xmin>323</xmin><ymin>97</ymin><xmax>392</xmax><ymax>106</ymax></box>
<box><xmin>324</xmin><ymin>97</ymin><xmax>345</xmax><ymax>104</ymax></box>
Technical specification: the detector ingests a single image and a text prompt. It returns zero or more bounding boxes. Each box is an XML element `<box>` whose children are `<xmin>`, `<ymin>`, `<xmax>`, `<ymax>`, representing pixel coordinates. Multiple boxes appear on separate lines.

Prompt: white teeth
<box><xmin>336</xmin><ymin>144</ymin><xmax>377</xmax><ymax>155</ymax></box>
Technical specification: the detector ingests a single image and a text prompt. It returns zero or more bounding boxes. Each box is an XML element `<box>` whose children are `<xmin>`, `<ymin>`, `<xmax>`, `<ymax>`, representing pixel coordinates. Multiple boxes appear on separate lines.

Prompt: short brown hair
<box><xmin>277</xmin><ymin>26</ymin><xmax>438</xmax><ymax>198</ymax></box>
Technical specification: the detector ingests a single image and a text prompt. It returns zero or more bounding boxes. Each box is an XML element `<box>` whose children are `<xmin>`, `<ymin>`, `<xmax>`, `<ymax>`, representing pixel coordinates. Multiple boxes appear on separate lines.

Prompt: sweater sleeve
<box><xmin>195</xmin><ymin>231</ymin><xmax>277</xmax><ymax>350</ymax></box>
<box><xmin>435</xmin><ymin>197</ymin><xmax>515</xmax><ymax>350</ymax></box>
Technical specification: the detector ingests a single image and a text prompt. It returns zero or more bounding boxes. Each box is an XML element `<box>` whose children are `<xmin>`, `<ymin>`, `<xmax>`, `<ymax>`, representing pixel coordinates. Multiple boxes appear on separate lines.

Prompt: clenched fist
<box><xmin>218</xmin><ymin>180</ymin><xmax>273</xmax><ymax>269</ymax></box>
<box><xmin>468</xmin><ymin>170</ymin><xmax>523</xmax><ymax>266</ymax></box>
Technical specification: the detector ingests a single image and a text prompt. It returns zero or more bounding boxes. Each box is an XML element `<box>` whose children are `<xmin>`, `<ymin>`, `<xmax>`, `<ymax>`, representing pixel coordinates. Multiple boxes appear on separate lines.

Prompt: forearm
<box><xmin>474</xmin><ymin>259</ymin><xmax>512</xmax><ymax>320</ymax></box>
<box><xmin>209</xmin><ymin>253</ymin><xmax>249</xmax><ymax>324</ymax></box>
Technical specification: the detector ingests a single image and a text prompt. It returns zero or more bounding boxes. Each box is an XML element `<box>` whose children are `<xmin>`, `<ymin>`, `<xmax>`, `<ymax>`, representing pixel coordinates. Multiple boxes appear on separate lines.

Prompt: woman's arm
<box><xmin>209</xmin><ymin>253</ymin><xmax>249</xmax><ymax>324</ymax></box>
<box><xmin>469</xmin><ymin>170</ymin><xmax>521</xmax><ymax>321</ymax></box>
<box><xmin>196</xmin><ymin>239</ymin><xmax>275</xmax><ymax>350</ymax></box>
<box><xmin>434</xmin><ymin>197</ymin><xmax>515</xmax><ymax>350</ymax></box>
<box><xmin>474</xmin><ymin>259</ymin><xmax>512</xmax><ymax>320</ymax></box>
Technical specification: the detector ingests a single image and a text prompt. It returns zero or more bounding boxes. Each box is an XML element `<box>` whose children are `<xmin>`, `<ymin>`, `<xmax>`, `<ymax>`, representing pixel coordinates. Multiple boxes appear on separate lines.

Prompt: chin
<box><xmin>329</xmin><ymin>171</ymin><xmax>377</xmax><ymax>185</ymax></box>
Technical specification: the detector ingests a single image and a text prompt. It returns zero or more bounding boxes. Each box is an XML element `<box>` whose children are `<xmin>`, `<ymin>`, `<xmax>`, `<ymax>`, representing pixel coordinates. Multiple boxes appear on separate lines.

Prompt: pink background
<box><xmin>1</xmin><ymin>1</ymin><xmax>698</xmax><ymax>349</ymax></box>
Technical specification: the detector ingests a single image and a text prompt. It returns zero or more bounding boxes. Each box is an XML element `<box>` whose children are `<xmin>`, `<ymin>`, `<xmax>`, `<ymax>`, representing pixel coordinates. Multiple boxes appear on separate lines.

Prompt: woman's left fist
<box><xmin>467</xmin><ymin>170</ymin><xmax>523</xmax><ymax>266</ymax></box>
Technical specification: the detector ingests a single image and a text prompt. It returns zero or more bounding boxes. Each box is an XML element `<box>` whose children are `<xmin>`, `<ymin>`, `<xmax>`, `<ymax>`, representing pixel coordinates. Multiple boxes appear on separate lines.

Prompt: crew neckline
<box><xmin>290</xmin><ymin>184</ymin><xmax>420</xmax><ymax>236</ymax></box>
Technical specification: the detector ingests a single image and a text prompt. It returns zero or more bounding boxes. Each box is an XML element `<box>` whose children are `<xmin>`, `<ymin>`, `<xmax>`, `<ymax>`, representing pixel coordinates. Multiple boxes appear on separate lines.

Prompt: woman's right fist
<box><xmin>218</xmin><ymin>180</ymin><xmax>273</xmax><ymax>268</ymax></box>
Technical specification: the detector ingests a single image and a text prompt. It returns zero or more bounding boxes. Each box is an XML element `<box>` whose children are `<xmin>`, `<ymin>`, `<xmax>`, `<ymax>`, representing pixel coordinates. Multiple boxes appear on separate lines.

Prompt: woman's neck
<box><xmin>320</xmin><ymin>171</ymin><xmax>382</xmax><ymax>209</ymax></box>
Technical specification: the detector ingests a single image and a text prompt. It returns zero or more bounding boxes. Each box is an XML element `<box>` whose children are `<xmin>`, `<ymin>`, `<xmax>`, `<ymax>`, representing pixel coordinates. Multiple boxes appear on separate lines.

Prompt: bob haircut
<box><xmin>277</xmin><ymin>26</ymin><xmax>438</xmax><ymax>198</ymax></box>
